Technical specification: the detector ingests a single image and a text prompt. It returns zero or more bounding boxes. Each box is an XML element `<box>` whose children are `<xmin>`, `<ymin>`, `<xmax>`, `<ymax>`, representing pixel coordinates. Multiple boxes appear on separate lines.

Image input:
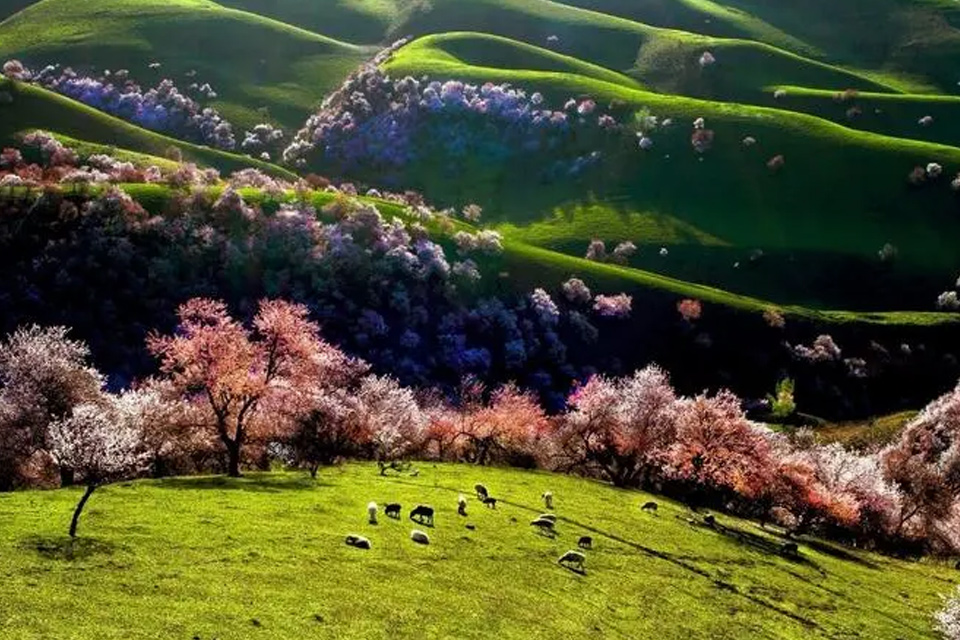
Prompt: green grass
<box><xmin>392</xmin><ymin>0</ymin><xmax>895</xmax><ymax>104</ymax></box>
<box><xmin>816</xmin><ymin>411</ymin><xmax>919</xmax><ymax>450</ymax></box>
<box><xmin>763</xmin><ymin>86</ymin><xmax>960</xmax><ymax>147</ymax></box>
<box><xmin>0</xmin><ymin>0</ymin><xmax>370</xmax><ymax>131</ymax></box>
<box><xmin>0</xmin><ymin>77</ymin><xmax>298</xmax><ymax>179</ymax></box>
<box><xmin>214</xmin><ymin>0</ymin><xmax>403</xmax><ymax>44</ymax></box>
<box><xmin>0</xmin><ymin>464</ymin><xmax>956</xmax><ymax>639</ymax></box>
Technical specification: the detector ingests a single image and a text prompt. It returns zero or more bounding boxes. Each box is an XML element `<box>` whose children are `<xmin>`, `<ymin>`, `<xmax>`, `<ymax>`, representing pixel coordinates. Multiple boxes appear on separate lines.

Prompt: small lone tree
<box><xmin>47</xmin><ymin>403</ymin><xmax>146</xmax><ymax>538</ymax></box>
<box><xmin>149</xmin><ymin>298</ymin><xmax>356</xmax><ymax>477</ymax></box>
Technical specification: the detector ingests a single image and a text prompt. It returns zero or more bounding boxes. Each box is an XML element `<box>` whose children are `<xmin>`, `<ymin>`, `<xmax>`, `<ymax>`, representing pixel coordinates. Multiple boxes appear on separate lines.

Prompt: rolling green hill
<box><xmin>383</xmin><ymin>36</ymin><xmax>960</xmax><ymax>310</ymax></box>
<box><xmin>0</xmin><ymin>0</ymin><xmax>369</xmax><ymax>130</ymax></box>
<box><xmin>0</xmin><ymin>465</ymin><xmax>955</xmax><ymax>639</ymax></box>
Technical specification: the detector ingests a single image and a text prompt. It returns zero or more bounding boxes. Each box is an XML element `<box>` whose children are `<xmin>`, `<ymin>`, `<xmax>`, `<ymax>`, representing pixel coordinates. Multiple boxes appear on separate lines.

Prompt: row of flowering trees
<box><xmin>2</xmin><ymin>303</ymin><xmax>960</xmax><ymax>555</ymax></box>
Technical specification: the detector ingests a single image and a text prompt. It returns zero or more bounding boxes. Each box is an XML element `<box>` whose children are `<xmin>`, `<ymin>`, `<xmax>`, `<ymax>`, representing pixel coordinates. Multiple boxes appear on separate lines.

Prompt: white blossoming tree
<box><xmin>47</xmin><ymin>402</ymin><xmax>148</xmax><ymax>537</ymax></box>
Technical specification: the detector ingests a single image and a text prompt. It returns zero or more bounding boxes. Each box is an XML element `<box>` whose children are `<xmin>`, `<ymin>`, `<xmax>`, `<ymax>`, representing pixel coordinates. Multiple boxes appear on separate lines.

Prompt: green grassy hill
<box><xmin>383</xmin><ymin>37</ymin><xmax>960</xmax><ymax>310</ymax></box>
<box><xmin>0</xmin><ymin>0</ymin><xmax>370</xmax><ymax>130</ymax></box>
<box><xmin>0</xmin><ymin>465</ymin><xmax>954</xmax><ymax>639</ymax></box>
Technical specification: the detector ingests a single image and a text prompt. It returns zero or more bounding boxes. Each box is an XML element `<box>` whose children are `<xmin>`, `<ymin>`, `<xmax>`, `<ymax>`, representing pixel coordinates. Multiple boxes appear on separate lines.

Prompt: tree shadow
<box><xmin>21</xmin><ymin>535</ymin><xmax>117</xmax><ymax>561</ymax></box>
<box><xmin>157</xmin><ymin>474</ymin><xmax>331</xmax><ymax>493</ymax></box>
<box><xmin>796</xmin><ymin>538</ymin><xmax>879</xmax><ymax>569</ymax></box>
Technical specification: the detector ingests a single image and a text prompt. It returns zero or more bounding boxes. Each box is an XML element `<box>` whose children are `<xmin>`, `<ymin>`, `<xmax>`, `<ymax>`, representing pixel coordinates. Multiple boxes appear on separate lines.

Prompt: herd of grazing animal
<box><xmin>345</xmin><ymin>477</ymin><xmax>801</xmax><ymax>571</ymax></box>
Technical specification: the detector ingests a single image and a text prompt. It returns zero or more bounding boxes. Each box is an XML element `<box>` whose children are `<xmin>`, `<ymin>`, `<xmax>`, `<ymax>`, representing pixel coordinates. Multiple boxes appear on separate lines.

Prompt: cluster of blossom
<box><xmin>584</xmin><ymin>239</ymin><xmax>637</xmax><ymax>265</ymax></box>
<box><xmin>283</xmin><ymin>46</ymin><xmax>625</xmax><ymax>179</ymax></box>
<box><xmin>935</xmin><ymin>586</ymin><xmax>960</xmax><ymax>640</ymax></box>
<box><xmin>937</xmin><ymin>290</ymin><xmax>960</xmax><ymax>311</ymax></box>
<box><xmin>593</xmin><ymin>294</ymin><xmax>633</xmax><ymax>318</ymax></box>
<box><xmin>677</xmin><ymin>298</ymin><xmax>702</xmax><ymax>321</ymax></box>
<box><xmin>453</xmin><ymin>229</ymin><xmax>504</xmax><ymax>255</ymax></box>
<box><xmin>240</xmin><ymin>123</ymin><xmax>285</xmax><ymax>161</ymax></box>
<box><xmin>792</xmin><ymin>334</ymin><xmax>842</xmax><ymax>362</ymax></box>
<box><xmin>0</xmin><ymin>135</ymin><xmax>233</xmax><ymax>190</ymax></box>
<box><xmin>562</xmin><ymin>278</ymin><xmax>592</xmax><ymax>304</ymax></box>
<box><xmin>226</xmin><ymin>168</ymin><xmax>291</xmax><ymax>195</ymax></box>
<box><xmin>7</xmin><ymin>61</ymin><xmax>236</xmax><ymax>149</ymax></box>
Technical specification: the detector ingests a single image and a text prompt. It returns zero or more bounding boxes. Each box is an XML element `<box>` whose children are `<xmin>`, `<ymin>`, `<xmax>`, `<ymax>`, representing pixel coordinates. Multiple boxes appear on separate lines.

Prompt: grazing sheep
<box><xmin>538</xmin><ymin>514</ymin><xmax>557</xmax><ymax>523</ymax></box>
<box><xmin>774</xmin><ymin>89</ymin><xmax>787</xmax><ymax>99</ymax></box>
<box><xmin>767</xmin><ymin>155</ymin><xmax>785</xmax><ymax>171</ymax></box>
<box><xmin>780</xmin><ymin>542</ymin><xmax>799</xmax><ymax>556</ymax></box>
<box><xmin>345</xmin><ymin>534</ymin><xmax>371</xmax><ymax>550</ymax></box>
<box><xmin>919</xmin><ymin>115</ymin><xmax>934</xmax><ymax>127</ymax></box>
<box><xmin>742</xmin><ymin>136</ymin><xmax>757</xmax><ymax>147</ymax></box>
<box><xmin>475</xmin><ymin>484</ymin><xmax>489</xmax><ymax>500</ymax></box>
<box><xmin>384</xmin><ymin>503</ymin><xmax>401</xmax><ymax>519</ymax></box>
<box><xmin>542</xmin><ymin>491</ymin><xmax>553</xmax><ymax>509</ymax></box>
<box><xmin>641</xmin><ymin>501</ymin><xmax>658</xmax><ymax>513</ymax></box>
<box><xmin>530</xmin><ymin>518</ymin><xmax>556</xmax><ymax>535</ymax></box>
<box><xmin>558</xmin><ymin>550</ymin><xmax>586</xmax><ymax>571</ymax></box>
<box><xmin>578</xmin><ymin>536</ymin><xmax>593</xmax><ymax>550</ymax></box>
<box><xmin>457</xmin><ymin>494</ymin><xmax>468</xmax><ymax>516</ymax></box>
<box><xmin>927</xmin><ymin>162</ymin><xmax>943</xmax><ymax>179</ymax></box>
<box><xmin>367</xmin><ymin>501</ymin><xmax>378</xmax><ymax>524</ymax></box>
<box><xmin>410</xmin><ymin>529</ymin><xmax>430</xmax><ymax>545</ymax></box>
<box><xmin>410</xmin><ymin>504</ymin><xmax>435</xmax><ymax>526</ymax></box>
<box><xmin>483</xmin><ymin>497</ymin><xmax>498</xmax><ymax>509</ymax></box>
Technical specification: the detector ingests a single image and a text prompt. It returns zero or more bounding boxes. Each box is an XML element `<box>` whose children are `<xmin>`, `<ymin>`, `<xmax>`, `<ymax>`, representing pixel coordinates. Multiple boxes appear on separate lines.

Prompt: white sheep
<box><xmin>693</xmin><ymin>117</ymin><xmax>705</xmax><ymax>129</ymax></box>
<box><xmin>742</xmin><ymin>136</ymin><xmax>757</xmax><ymax>147</ymax></box>
<box><xmin>538</xmin><ymin>514</ymin><xmax>557</xmax><ymax>523</ymax></box>
<box><xmin>542</xmin><ymin>491</ymin><xmax>553</xmax><ymax>509</ymax></box>
<box><xmin>410</xmin><ymin>529</ymin><xmax>430</xmax><ymax>545</ymax></box>
<box><xmin>927</xmin><ymin>162</ymin><xmax>943</xmax><ymax>179</ymax></box>
<box><xmin>558</xmin><ymin>550</ymin><xmax>586</xmax><ymax>571</ymax></box>
<box><xmin>367</xmin><ymin>501</ymin><xmax>378</xmax><ymax>524</ymax></box>
<box><xmin>919</xmin><ymin>115</ymin><xmax>934</xmax><ymax>127</ymax></box>
<box><xmin>773</xmin><ymin>89</ymin><xmax>787</xmax><ymax>99</ymax></box>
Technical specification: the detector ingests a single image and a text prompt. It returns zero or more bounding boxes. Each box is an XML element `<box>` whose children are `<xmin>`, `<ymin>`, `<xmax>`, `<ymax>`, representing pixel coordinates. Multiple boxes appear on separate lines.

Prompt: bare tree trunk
<box><xmin>69</xmin><ymin>484</ymin><xmax>97</xmax><ymax>538</ymax></box>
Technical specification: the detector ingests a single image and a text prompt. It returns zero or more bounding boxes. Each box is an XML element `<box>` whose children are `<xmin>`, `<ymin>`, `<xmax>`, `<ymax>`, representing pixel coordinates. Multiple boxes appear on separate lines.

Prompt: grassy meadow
<box><xmin>0</xmin><ymin>464</ymin><xmax>957</xmax><ymax>639</ymax></box>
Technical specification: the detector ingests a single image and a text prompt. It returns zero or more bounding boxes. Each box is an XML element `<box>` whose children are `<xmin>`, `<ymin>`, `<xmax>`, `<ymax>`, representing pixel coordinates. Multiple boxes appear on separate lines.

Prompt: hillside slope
<box><xmin>0</xmin><ymin>0</ymin><xmax>369</xmax><ymax>129</ymax></box>
<box><xmin>0</xmin><ymin>77</ymin><xmax>298</xmax><ymax>178</ymax></box>
<box><xmin>0</xmin><ymin>465</ymin><xmax>954</xmax><ymax>639</ymax></box>
<box><xmin>382</xmin><ymin>37</ymin><xmax>960</xmax><ymax>309</ymax></box>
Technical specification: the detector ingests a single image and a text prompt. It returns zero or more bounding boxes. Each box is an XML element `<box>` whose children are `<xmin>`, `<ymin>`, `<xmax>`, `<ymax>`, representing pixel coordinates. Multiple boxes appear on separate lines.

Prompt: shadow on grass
<box><xmin>157</xmin><ymin>474</ymin><xmax>332</xmax><ymax>493</ymax></box>
<box><xmin>390</xmin><ymin>477</ymin><xmax>823</xmax><ymax>630</ymax></box>
<box><xmin>796</xmin><ymin>538</ymin><xmax>879</xmax><ymax>569</ymax></box>
<box><xmin>21</xmin><ymin>535</ymin><xmax>117</xmax><ymax>561</ymax></box>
